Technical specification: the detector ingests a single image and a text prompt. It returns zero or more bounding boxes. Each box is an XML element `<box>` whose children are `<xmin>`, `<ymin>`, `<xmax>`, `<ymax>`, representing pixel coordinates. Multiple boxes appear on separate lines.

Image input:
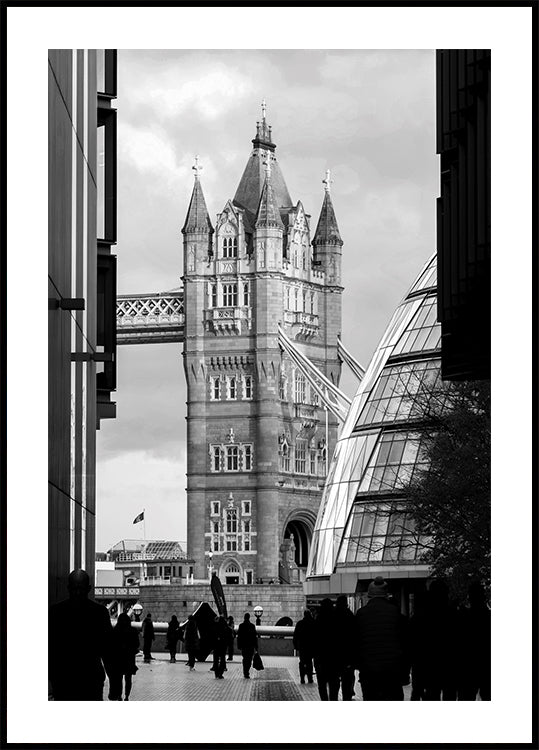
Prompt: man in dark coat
<box><xmin>293</xmin><ymin>610</ymin><xmax>315</xmax><ymax>684</ymax></box>
<box><xmin>48</xmin><ymin>569</ymin><xmax>113</xmax><ymax>701</ymax></box>
<box><xmin>356</xmin><ymin>576</ymin><xmax>410</xmax><ymax>701</ymax></box>
<box><xmin>410</xmin><ymin>579</ymin><xmax>459</xmax><ymax>700</ymax></box>
<box><xmin>334</xmin><ymin>595</ymin><xmax>357</xmax><ymax>700</ymax></box>
<box><xmin>236</xmin><ymin>612</ymin><xmax>258</xmax><ymax>678</ymax></box>
<box><xmin>226</xmin><ymin>616</ymin><xmax>235</xmax><ymax>661</ymax></box>
<box><xmin>457</xmin><ymin>582</ymin><xmax>491</xmax><ymax>701</ymax></box>
<box><xmin>184</xmin><ymin>614</ymin><xmax>199</xmax><ymax>671</ymax></box>
<box><xmin>141</xmin><ymin>613</ymin><xmax>155</xmax><ymax>663</ymax></box>
<box><xmin>212</xmin><ymin>615</ymin><xmax>229</xmax><ymax>679</ymax></box>
<box><xmin>312</xmin><ymin>598</ymin><xmax>340</xmax><ymax>701</ymax></box>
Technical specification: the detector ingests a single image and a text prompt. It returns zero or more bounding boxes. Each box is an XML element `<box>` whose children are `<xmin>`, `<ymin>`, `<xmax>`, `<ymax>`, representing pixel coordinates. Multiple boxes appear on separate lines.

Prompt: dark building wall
<box><xmin>436</xmin><ymin>49</ymin><xmax>491</xmax><ymax>381</ymax></box>
<box><xmin>48</xmin><ymin>50</ymin><xmax>117</xmax><ymax>607</ymax></box>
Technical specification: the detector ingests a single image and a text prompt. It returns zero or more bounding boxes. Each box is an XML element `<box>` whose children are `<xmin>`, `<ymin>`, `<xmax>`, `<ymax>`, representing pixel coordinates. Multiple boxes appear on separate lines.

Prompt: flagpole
<box><xmin>142</xmin><ymin>508</ymin><xmax>146</xmax><ymax>583</ymax></box>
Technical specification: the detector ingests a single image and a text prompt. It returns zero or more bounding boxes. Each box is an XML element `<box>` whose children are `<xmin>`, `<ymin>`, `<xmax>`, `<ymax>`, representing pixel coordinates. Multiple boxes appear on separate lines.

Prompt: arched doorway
<box><xmin>281</xmin><ymin>511</ymin><xmax>315</xmax><ymax>583</ymax></box>
<box><xmin>219</xmin><ymin>559</ymin><xmax>242</xmax><ymax>585</ymax></box>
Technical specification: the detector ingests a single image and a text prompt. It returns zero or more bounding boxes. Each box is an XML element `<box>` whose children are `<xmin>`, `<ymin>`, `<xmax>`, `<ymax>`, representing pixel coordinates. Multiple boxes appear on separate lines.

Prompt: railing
<box><xmin>117</xmin><ymin>290</ymin><xmax>185</xmax><ymax>345</ymax></box>
<box><xmin>204</xmin><ymin>306</ymin><xmax>252</xmax><ymax>333</ymax></box>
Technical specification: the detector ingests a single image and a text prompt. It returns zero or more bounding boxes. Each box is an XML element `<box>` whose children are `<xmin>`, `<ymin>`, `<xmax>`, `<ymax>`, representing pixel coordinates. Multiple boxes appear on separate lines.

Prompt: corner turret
<box><xmin>312</xmin><ymin>170</ymin><xmax>343</xmax><ymax>285</ymax></box>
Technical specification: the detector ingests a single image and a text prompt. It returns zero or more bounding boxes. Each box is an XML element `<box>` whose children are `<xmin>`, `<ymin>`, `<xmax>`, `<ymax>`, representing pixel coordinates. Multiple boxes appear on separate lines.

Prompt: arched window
<box><xmin>222</xmin><ymin>283</ymin><xmax>238</xmax><ymax>307</ymax></box>
<box><xmin>295</xmin><ymin>371</ymin><xmax>306</xmax><ymax>404</ymax></box>
<box><xmin>223</xmin><ymin>236</ymin><xmax>238</xmax><ymax>258</ymax></box>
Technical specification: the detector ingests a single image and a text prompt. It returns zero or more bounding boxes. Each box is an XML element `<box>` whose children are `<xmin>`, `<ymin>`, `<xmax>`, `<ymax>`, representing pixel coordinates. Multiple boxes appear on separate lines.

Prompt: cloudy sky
<box><xmin>95</xmin><ymin>49</ymin><xmax>439</xmax><ymax>553</ymax></box>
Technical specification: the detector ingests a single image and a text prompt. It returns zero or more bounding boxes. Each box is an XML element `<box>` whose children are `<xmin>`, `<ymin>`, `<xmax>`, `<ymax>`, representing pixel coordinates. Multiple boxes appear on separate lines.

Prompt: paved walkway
<box><xmin>111</xmin><ymin>654</ymin><xmax>412</xmax><ymax>701</ymax></box>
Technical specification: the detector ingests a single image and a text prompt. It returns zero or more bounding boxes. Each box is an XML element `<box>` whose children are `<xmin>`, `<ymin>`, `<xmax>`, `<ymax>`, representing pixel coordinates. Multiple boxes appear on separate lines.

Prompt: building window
<box><xmin>310</xmin><ymin>292</ymin><xmax>315</xmax><ymax>314</ymax></box>
<box><xmin>285</xmin><ymin>286</ymin><xmax>291</xmax><ymax>310</ymax></box>
<box><xmin>226</xmin><ymin>537</ymin><xmax>237</xmax><ymax>552</ymax></box>
<box><xmin>243</xmin><ymin>520</ymin><xmax>250</xmax><ymax>533</ymax></box>
<box><xmin>295</xmin><ymin>372</ymin><xmax>306</xmax><ymax>404</ymax></box>
<box><xmin>213</xmin><ymin>447</ymin><xmax>221</xmax><ymax>472</ymax></box>
<box><xmin>310</xmin><ymin>448</ymin><xmax>317</xmax><ymax>475</ymax></box>
<box><xmin>244</xmin><ymin>376</ymin><xmax>253</xmax><ymax>399</ymax></box>
<box><xmin>226</xmin><ymin>509</ymin><xmax>238</xmax><ymax>533</ymax></box>
<box><xmin>280</xmin><ymin>440</ymin><xmax>290</xmax><ymax>472</ymax></box>
<box><xmin>213</xmin><ymin>521</ymin><xmax>220</xmax><ymax>534</ymax></box>
<box><xmin>223</xmin><ymin>283</ymin><xmax>238</xmax><ymax>307</ymax></box>
<box><xmin>226</xmin><ymin>446</ymin><xmax>239</xmax><ymax>471</ymax></box>
<box><xmin>318</xmin><ymin>444</ymin><xmax>327</xmax><ymax>476</ymax></box>
<box><xmin>244</xmin><ymin>539</ymin><xmax>251</xmax><ymax>552</ymax></box>
<box><xmin>245</xmin><ymin>570</ymin><xmax>253</xmax><ymax>584</ymax></box>
<box><xmin>243</xmin><ymin>282</ymin><xmax>250</xmax><ymax>306</ymax></box>
<box><xmin>279</xmin><ymin>374</ymin><xmax>287</xmax><ymax>400</ymax></box>
<box><xmin>244</xmin><ymin>445</ymin><xmax>252</xmax><ymax>471</ymax></box>
<box><xmin>223</xmin><ymin>236</ymin><xmax>238</xmax><ymax>258</ymax></box>
<box><xmin>227</xmin><ymin>377</ymin><xmax>237</xmax><ymax>400</ymax></box>
<box><xmin>211</xmin><ymin>284</ymin><xmax>218</xmax><ymax>307</ymax></box>
<box><xmin>294</xmin><ymin>287</ymin><xmax>299</xmax><ymax>310</ymax></box>
<box><xmin>302</xmin><ymin>246</ymin><xmax>307</xmax><ymax>270</ymax></box>
<box><xmin>295</xmin><ymin>439</ymin><xmax>307</xmax><ymax>474</ymax></box>
<box><xmin>243</xmin><ymin>501</ymin><xmax>251</xmax><ymax>515</ymax></box>
<box><xmin>213</xmin><ymin>539</ymin><xmax>220</xmax><ymax>552</ymax></box>
<box><xmin>211</xmin><ymin>501</ymin><xmax>220</xmax><ymax>516</ymax></box>
<box><xmin>211</xmin><ymin>377</ymin><xmax>220</xmax><ymax>400</ymax></box>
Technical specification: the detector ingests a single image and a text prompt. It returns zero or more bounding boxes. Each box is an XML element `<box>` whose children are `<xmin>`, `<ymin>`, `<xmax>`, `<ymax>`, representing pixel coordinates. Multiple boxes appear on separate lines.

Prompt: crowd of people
<box><xmin>293</xmin><ymin>576</ymin><xmax>491</xmax><ymax>701</ymax></box>
<box><xmin>48</xmin><ymin>569</ymin><xmax>489</xmax><ymax>702</ymax></box>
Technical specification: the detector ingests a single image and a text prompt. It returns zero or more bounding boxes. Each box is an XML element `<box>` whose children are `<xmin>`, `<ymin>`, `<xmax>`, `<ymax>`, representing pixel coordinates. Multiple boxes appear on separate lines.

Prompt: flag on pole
<box><xmin>133</xmin><ymin>511</ymin><xmax>144</xmax><ymax>524</ymax></box>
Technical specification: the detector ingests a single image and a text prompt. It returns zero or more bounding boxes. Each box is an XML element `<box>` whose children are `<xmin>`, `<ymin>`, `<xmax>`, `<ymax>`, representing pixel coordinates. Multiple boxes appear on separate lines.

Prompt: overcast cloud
<box><xmin>96</xmin><ymin>49</ymin><xmax>439</xmax><ymax>552</ymax></box>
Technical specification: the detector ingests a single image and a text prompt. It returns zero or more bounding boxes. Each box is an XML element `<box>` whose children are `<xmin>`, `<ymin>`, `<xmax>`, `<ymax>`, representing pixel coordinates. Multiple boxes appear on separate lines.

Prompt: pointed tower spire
<box><xmin>313</xmin><ymin>170</ymin><xmax>343</xmax><ymax>247</ymax></box>
<box><xmin>255</xmin><ymin>153</ymin><xmax>283</xmax><ymax>228</ymax></box>
<box><xmin>182</xmin><ymin>155</ymin><xmax>214</xmax><ymax>234</ymax></box>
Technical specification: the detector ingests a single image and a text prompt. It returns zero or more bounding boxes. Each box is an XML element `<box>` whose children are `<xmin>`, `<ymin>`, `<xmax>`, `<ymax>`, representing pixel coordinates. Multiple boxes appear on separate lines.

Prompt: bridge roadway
<box><xmin>107</xmin><ymin>652</ymin><xmax>413</xmax><ymax>701</ymax></box>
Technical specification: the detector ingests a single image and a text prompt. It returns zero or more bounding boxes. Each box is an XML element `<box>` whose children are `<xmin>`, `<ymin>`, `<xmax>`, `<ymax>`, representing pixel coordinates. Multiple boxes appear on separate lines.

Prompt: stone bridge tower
<box><xmin>181</xmin><ymin>108</ymin><xmax>343</xmax><ymax>584</ymax></box>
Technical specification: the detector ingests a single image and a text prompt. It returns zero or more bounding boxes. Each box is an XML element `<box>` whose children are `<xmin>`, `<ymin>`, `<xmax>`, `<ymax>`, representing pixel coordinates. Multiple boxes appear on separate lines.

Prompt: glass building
<box><xmin>304</xmin><ymin>254</ymin><xmax>440</xmax><ymax>612</ymax></box>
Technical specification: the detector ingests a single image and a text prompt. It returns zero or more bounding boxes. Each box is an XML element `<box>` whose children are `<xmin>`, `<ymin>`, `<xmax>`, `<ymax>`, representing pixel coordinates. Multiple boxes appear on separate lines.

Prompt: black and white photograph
<box><xmin>4</xmin><ymin>3</ymin><xmax>536</xmax><ymax>747</ymax></box>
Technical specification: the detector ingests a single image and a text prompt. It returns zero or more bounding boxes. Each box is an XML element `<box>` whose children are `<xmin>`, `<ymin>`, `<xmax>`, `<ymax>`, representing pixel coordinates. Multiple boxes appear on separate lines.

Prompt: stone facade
<box><xmin>181</xmin><ymin>110</ymin><xmax>343</xmax><ymax>583</ymax></box>
<box><xmin>139</xmin><ymin>583</ymin><xmax>305</xmax><ymax>626</ymax></box>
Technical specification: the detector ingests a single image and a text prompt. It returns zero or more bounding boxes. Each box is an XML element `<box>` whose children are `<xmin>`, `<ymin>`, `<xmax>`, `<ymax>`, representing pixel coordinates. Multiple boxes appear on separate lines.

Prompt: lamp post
<box><xmin>132</xmin><ymin>602</ymin><xmax>143</xmax><ymax>622</ymax></box>
<box><xmin>253</xmin><ymin>605</ymin><xmax>263</xmax><ymax>626</ymax></box>
<box><xmin>208</xmin><ymin>551</ymin><xmax>214</xmax><ymax>581</ymax></box>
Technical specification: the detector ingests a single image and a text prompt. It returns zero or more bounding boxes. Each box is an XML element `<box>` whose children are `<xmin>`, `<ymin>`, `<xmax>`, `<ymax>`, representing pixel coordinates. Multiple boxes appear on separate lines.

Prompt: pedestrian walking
<box><xmin>293</xmin><ymin>610</ymin><xmax>315</xmax><ymax>684</ymax></box>
<box><xmin>409</xmin><ymin>579</ymin><xmax>458</xmax><ymax>700</ymax></box>
<box><xmin>334</xmin><ymin>595</ymin><xmax>356</xmax><ymax>700</ymax></box>
<box><xmin>212</xmin><ymin>615</ymin><xmax>229</xmax><ymax>679</ymax></box>
<box><xmin>236</xmin><ymin>612</ymin><xmax>258</xmax><ymax>678</ymax></box>
<box><xmin>457</xmin><ymin>582</ymin><xmax>491</xmax><ymax>701</ymax></box>
<box><xmin>141</xmin><ymin>613</ymin><xmax>155</xmax><ymax>663</ymax></box>
<box><xmin>166</xmin><ymin>615</ymin><xmax>181</xmax><ymax>663</ymax></box>
<box><xmin>184</xmin><ymin>614</ymin><xmax>199</xmax><ymax>671</ymax></box>
<box><xmin>312</xmin><ymin>598</ymin><xmax>340</xmax><ymax>701</ymax></box>
<box><xmin>356</xmin><ymin>577</ymin><xmax>410</xmax><ymax>701</ymax></box>
<box><xmin>226</xmin><ymin>616</ymin><xmax>235</xmax><ymax>661</ymax></box>
<box><xmin>108</xmin><ymin>613</ymin><xmax>140</xmax><ymax>701</ymax></box>
<box><xmin>48</xmin><ymin>569</ymin><xmax>114</xmax><ymax>701</ymax></box>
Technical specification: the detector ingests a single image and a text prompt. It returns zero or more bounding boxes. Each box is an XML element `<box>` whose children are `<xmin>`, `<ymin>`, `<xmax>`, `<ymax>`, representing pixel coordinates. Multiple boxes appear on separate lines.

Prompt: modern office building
<box><xmin>436</xmin><ymin>50</ymin><xmax>491</xmax><ymax>381</ymax></box>
<box><xmin>304</xmin><ymin>254</ymin><xmax>440</xmax><ymax>612</ymax></box>
<box><xmin>181</xmin><ymin>108</ymin><xmax>343</xmax><ymax>584</ymax></box>
<box><xmin>48</xmin><ymin>50</ymin><xmax>118</xmax><ymax>607</ymax></box>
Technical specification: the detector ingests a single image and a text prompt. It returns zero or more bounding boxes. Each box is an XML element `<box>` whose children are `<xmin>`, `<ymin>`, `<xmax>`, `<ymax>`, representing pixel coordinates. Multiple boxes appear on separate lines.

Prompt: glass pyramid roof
<box><xmin>307</xmin><ymin>253</ymin><xmax>440</xmax><ymax>578</ymax></box>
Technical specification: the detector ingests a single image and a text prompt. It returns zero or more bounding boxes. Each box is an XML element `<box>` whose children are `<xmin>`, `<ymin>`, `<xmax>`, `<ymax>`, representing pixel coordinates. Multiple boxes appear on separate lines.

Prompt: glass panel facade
<box><xmin>307</xmin><ymin>254</ymin><xmax>439</xmax><ymax>578</ymax></box>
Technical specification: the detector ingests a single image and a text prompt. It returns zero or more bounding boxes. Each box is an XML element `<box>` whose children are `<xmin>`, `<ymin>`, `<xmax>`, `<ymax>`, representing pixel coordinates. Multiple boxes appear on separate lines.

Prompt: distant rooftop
<box><xmin>107</xmin><ymin>539</ymin><xmax>188</xmax><ymax>560</ymax></box>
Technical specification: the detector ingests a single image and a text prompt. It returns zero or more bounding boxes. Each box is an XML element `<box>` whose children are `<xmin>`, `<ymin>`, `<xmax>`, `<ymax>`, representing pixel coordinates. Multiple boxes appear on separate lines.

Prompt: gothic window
<box><xmin>285</xmin><ymin>286</ymin><xmax>290</xmax><ymax>310</ymax></box>
<box><xmin>295</xmin><ymin>371</ymin><xmax>306</xmax><ymax>404</ymax></box>
<box><xmin>213</xmin><ymin>539</ymin><xmax>220</xmax><ymax>552</ymax></box>
<box><xmin>310</xmin><ymin>292</ymin><xmax>315</xmax><ymax>314</ymax></box>
<box><xmin>302</xmin><ymin>289</ymin><xmax>307</xmax><ymax>312</ymax></box>
<box><xmin>223</xmin><ymin>236</ymin><xmax>238</xmax><ymax>258</ymax></box>
<box><xmin>226</xmin><ymin>538</ymin><xmax>238</xmax><ymax>552</ymax></box>
<box><xmin>211</xmin><ymin>501</ymin><xmax>220</xmax><ymax>516</ymax></box>
<box><xmin>226</xmin><ymin>446</ymin><xmax>239</xmax><ymax>471</ymax></box>
<box><xmin>243</xmin><ymin>282</ymin><xmax>250</xmax><ymax>306</ymax></box>
<box><xmin>244</xmin><ymin>376</ymin><xmax>253</xmax><ymax>400</ymax></box>
<box><xmin>245</xmin><ymin>571</ymin><xmax>253</xmax><ymax>584</ymax></box>
<box><xmin>227</xmin><ymin>377</ymin><xmax>237</xmax><ymax>400</ymax></box>
<box><xmin>243</xmin><ymin>520</ymin><xmax>250</xmax><ymax>534</ymax></box>
<box><xmin>244</xmin><ymin>445</ymin><xmax>252</xmax><ymax>471</ymax></box>
<box><xmin>302</xmin><ymin>247</ymin><xmax>307</xmax><ymax>270</ymax></box>
<box><xmin>211</xmin><ymin>284</ymin><xmax>218</xmax><ymax>308</ymax></box>
<box><xmin>279</xmin><ymin>374</ymin><xmax>287</xmax><ymax>401</ymax></box>
<box><xmin>280</xmin><ymin>439</ymin><xmax>290</xmax><ymax>472</ymax></box>
<box><xmin>212</xmin><ymin>447</ymin><xmax>221</xmax><ymax>472</ymax></box>
<box><xmin>318</xmin><ymin>444</ymin><xmax>327</xmax><ymax>476</ymax></box>
<box><xmin>243</xmin><ymin>500</ymin><xmax>251</xmax><ymax>515</ymax></box>
<box><xmin>213</xmin><ymin>521</ymin><xmax>220</xmax><ymax>534</ymax></box>
<box><xmin>310</xmin><ymin>448</ymin><xmax>317</xmax><ymax>475</ymax></box>
<box><xmin>211</xmin><ymin>377</ymin><xmax>220</xmax><ymax>400</ymax></box>
<box><xmin>223</xmin><ymin>283</ymin><xmax>238</xmax><ymax>307</ymax></box>
<box><xmin>226</xmin><ymin>509</ymin><xmax>238</xmax><ymax>533</ymax></box>
<box><xmin>295</xmin><ymin>439</ymin><xmax>307</xmax><ymax>474</ymax></box>
<box><xmin>244</xmin><ymin>539</ymin><xmax>250</xmax><ymax>552</ymax></box>
<box><xmin>294</xmin><ymin>287</ymin><xmax>299</xmax><ymax>311</ymax></box>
